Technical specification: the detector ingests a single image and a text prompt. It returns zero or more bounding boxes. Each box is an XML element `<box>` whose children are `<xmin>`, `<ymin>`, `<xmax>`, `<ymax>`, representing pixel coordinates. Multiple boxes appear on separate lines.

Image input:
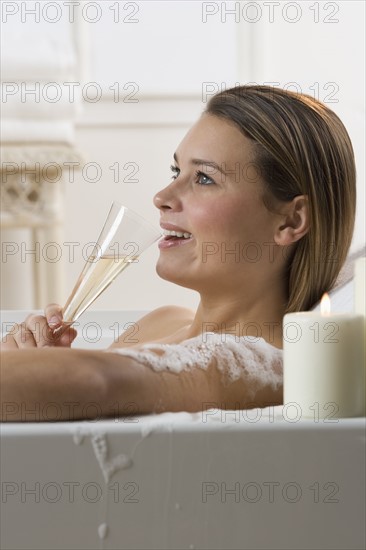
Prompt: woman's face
<box><xmin>153</xmin><ymin>114</ymin><xmax>283</xmax><ymax>293</ymax></box>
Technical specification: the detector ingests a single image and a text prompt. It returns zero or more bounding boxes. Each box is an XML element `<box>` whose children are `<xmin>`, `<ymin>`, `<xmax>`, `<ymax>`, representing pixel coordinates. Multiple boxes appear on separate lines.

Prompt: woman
<box><xmin>0</xmin><ymin>85</ymin><xmax>356</xmax><ymax>421</ymax></box>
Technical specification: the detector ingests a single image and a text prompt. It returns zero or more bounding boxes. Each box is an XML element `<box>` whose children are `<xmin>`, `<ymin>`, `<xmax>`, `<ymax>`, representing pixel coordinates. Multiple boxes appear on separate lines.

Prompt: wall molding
<box><xmin>76</xmin><ymin>95</ymin><xmax>206</xmax><ymax>128</ymax></box>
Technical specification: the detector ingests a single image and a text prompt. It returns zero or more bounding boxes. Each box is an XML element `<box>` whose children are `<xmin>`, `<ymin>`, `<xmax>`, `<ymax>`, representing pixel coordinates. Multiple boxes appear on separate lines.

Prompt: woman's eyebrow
<box><xmin>173</xmin><ymin>152</ymin><xmax>227</xmax><ymax>176</ymax></box>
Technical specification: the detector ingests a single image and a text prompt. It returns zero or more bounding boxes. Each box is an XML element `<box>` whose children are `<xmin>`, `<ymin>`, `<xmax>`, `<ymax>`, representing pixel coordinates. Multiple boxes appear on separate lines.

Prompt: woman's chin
<box><xmin>156</xmin><ymin>262</ymin><xmax>181</xmax><ymax>283</ymax></box>
<box><xmin>155</xmin><ymin>262</ymin><xmax>194</xmax><ymax>288</ymax></box>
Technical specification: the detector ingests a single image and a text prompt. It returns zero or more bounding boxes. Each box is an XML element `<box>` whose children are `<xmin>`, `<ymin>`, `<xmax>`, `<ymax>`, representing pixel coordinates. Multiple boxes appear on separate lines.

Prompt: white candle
<box><xmin>354</xmin><ymin>257</ymin><xmax>365</xmax><ymax>317</ymax></box>
<box><xmin>354</xmin><ymin>256</ymin><xmax>366</xmax><ymax>410</ymax></box>
<box><xmin>283</xmin><ymin>295</ymin><xmax>365</xmax><ymax>419</ymax></box>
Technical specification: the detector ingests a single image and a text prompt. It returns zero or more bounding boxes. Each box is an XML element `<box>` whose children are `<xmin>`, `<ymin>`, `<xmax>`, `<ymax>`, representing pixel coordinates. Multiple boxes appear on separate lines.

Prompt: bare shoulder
<box><xmin>110</xmin><ymin>305</ymin><xmax>195</xmax><ymax>349</ymax></box>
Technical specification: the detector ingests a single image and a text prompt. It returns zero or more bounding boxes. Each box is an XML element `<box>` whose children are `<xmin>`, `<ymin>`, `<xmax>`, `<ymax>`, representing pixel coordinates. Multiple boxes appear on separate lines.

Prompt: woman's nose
<box><xmin>153</xmin><ymin>181</ymin><xmax>181</xmax><ymax>211</ymax></box>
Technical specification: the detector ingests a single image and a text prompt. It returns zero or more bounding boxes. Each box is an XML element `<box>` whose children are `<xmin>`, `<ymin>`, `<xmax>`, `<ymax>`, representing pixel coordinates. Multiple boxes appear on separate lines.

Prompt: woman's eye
<box><xmin>170</xmin><ymin>165</ymin><xmax>215</xmax><ymax>185</ymax></box>
<box><xmin>170</xmin><ymin>165</ymin><xmax>180</xmax><ymax>180</ymax></box>
<box><xmin>195</xmin><ymin>170</ymin><xmax>215</xmax><ymax>186</ymax></box>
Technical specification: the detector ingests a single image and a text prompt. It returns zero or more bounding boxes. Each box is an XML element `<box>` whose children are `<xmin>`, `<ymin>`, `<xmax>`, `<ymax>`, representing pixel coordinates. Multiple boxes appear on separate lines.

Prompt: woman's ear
<box><xmin>274</xmin><ymin>195</ymin><xmax>309</xmax><ymax>246</ymax></box>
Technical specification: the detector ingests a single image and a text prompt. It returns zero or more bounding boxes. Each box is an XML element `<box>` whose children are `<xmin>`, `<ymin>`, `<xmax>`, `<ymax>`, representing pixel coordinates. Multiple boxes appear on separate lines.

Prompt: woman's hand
<box><xmin>1</xmin><ymin>304</ymin><xmax>77</xmax><ymax>350</ymax></box>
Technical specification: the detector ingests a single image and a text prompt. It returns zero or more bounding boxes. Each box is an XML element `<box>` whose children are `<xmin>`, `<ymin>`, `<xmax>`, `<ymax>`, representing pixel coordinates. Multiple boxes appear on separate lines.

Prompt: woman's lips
<box><xmin>158</xmin><ymin>235</ymin><xmax>194</xmax><ymax>249</ymax></box>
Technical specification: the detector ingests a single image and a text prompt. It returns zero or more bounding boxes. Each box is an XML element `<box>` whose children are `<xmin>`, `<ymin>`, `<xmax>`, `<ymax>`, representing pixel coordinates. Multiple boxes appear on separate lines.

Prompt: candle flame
<box><xmin>320</xmin><ymin>293</ymin><xmax>331</xmax><ymax>315</ymax></box>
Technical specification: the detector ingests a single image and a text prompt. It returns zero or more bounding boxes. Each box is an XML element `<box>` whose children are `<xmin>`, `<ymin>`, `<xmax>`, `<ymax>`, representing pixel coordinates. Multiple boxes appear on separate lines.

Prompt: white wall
<box><xmin>63</xmin><ymin>0</ymin><xmax>241</xmax><ymax>311</ymax></box>
<box><xmin>236</xmin><ymin>0</ymin><xmax>365</xmax><ymax>252</ymax></box>
<box><xmin>1</xmin><ymin>1</ymin><xmax>365</xmax><ymax>312</ymax></box>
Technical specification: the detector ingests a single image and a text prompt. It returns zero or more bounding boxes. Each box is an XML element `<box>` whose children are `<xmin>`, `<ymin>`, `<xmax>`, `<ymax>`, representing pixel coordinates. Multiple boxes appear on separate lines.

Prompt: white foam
<box><xmin>140</xmin><ymin>424</ymin><xmax>154</xmax><ymax>438</ymax></box>
<box><xmin>91</xmin><ymin>432</ymin><xmax>133</xmax><ymax>484</ymax></box>
<box><xmin>98</xmin><ymin>522</ymin><xmax>108</xmax><ymax>540</ymax></box>
<box><xmin>109</xmin><ymin>332</ymin><xmax>283</xmax><ymax>399</ymax></box>
<box><xmin>72</xmin><ymin>429</ymin><xmax>85</xmax><ymax>446</ymax></box>
<box><xmin>70</xmin><ymin>425</ymin><xmax>91</xmax><ymax>445</ymax></box>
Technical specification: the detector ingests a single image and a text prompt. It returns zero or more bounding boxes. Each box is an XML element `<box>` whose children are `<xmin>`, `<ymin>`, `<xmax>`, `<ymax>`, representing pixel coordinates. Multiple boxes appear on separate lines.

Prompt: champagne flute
<box><xmin>53</xmin><ymin>202</ymin><xmax>162</xmax><ymax>338</ymax></box>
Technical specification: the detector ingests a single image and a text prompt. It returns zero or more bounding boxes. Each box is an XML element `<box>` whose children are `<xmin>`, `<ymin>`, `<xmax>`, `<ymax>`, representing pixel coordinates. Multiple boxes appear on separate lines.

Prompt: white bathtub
<box><xmin>1</xmin><ymin>311</ymin><xmax>365</xmax><ymax>550</ymax></box>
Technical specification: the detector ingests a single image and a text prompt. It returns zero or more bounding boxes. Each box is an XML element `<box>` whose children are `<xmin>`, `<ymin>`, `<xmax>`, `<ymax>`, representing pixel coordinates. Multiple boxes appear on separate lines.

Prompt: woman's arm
<box><xmin>0</xmin><ymin>345</ymin><xmax>282</xmax><ymax>422</ymax></box>
<box><xmin>1</xmin><ymin>348</ymin><xmax>109</xmax><ymax>421</ymax></box>
<box><xmin>0</xmin><ymin>347</ymin><xmax>223</xmax><ymax>422</ymax></box>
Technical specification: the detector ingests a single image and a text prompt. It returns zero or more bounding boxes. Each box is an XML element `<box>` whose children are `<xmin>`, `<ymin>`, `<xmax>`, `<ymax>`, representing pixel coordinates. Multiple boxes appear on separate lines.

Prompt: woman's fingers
<box><xmin>44</xmin><ymin>303</ymin><xmax>64</xmax><ymax>329</ymax></box>
<box><xmin>43</xmin><ymin>304</ymin><xmax>78</xmax><ymax>347</ymax></box>
<box><xmin>1</xmin><ymin>304</ymin><xmax>78</xmax><ymax>350</ymax></box>
<box><xmin>54</xmin><ymin>327</ymin><xmax>78</xmax><ymax>348</ymax></box>
<box><xmin>19</xmin><ymin>316</ymin><xmax>77</xmax><ymax>348</ymax></box>
<box><xmin>25</xmin><ymin>314</ymin><xmax>55</xmax><ymax>347</ymax></box>
<box><xmin>1</xmin><ymin>323</ymin><xmax>23</xmax><ymax>349</ymax></box>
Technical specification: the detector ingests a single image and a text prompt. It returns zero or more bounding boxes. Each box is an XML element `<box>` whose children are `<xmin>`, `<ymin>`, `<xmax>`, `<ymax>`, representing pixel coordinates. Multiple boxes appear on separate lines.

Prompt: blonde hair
<box><xmin>206</xmin><ymin>85</ymin><xmax>356</xmax><ymax>312</ymax></box>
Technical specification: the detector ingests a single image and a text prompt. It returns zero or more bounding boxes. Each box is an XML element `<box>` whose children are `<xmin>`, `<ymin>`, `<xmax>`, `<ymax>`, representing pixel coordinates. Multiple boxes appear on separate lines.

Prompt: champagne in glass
<box><xmin>55</xmin><ymin>203</ymin><xmax>161</xmax><ymax>336</ymax></box>
<box><xmin>62</xmin><ymin>254</ymin><xmax>138</xmax><ymax>325</ymax></box>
